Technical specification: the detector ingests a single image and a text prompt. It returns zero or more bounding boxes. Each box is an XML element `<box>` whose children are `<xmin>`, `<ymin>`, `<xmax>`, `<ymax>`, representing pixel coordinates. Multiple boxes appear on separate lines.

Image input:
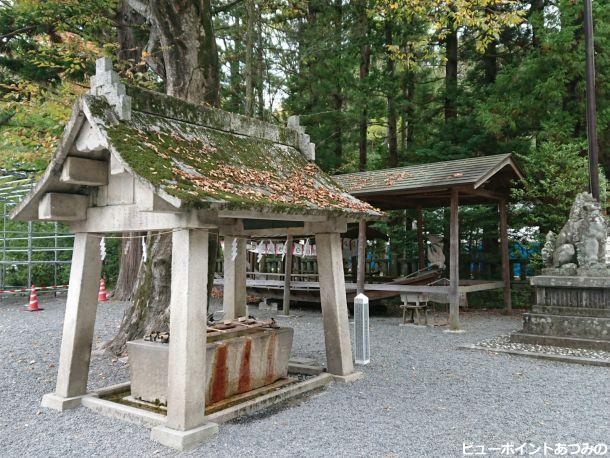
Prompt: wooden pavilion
<box><xmin>335</xmin><ymin>153</ymin><xmax>524</xmax><ymax>330</ymax></box>
<box><xmin>11</xmin><ymin>58</ymin><xmax>380</xmax><ymax>450</ymax></box>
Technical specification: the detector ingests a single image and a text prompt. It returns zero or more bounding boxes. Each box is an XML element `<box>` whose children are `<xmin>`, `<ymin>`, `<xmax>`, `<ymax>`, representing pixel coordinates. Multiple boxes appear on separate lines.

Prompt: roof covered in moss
<box><xmin>12</xmin><ymin>81</ymin><xmax>381</xmax><ymax>221</ymax></box>
<box><xmin>98</xmin><ymin>87</ymin><xmax>381</xmax><ymax>217</ymax></box>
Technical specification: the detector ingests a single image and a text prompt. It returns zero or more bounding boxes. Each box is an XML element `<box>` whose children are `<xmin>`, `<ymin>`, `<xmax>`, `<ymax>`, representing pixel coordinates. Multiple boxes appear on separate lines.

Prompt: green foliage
<box><xmin>0</xmin><ymin>82</ymin><xmax>79</xmax><ymax>171</ymax></box>
<box><xmin>512</xmin><ymin>141</ymin><xmax>607</xmax><ymax>235</ymax></box>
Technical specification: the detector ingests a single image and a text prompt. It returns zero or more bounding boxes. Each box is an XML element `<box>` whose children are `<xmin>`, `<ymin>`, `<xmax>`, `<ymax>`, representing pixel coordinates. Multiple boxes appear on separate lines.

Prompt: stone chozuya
<box><xmin>541</xmin><ymin>192</ymin><xmax>608</xmax><ymax>269</ymax></box>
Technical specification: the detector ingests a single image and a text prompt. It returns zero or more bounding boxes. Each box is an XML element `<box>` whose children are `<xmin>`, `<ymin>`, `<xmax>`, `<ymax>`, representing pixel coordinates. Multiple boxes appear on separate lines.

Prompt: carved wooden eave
<box><xmin>11</xmin><ymin>58</ymin><xmax>381</xmax><ymax>234</ymax></box>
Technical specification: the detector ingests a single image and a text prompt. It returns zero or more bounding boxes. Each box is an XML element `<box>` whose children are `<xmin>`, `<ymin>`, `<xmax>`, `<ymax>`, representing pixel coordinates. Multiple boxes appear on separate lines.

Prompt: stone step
<box><xmin>521</xmin><ymin>312</ymin><xmax>610</xmax><ymax>341</ymax></box>
<box><xmin>510</xmin><ymin>332</ymin><xmax>610</xmax><ymax>351</ymax></box>
<box><xmin>532</xmin><ymin>305</ymin><xmax>610</xmax><ymax>318</ymax></box>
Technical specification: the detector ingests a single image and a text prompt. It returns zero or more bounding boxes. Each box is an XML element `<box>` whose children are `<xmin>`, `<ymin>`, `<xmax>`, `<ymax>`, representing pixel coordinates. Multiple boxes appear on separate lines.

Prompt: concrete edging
<box><xmin>459</xmin><ymin>344</ymin><xmax>610</xmax><ymax>367</ymax></box>
<box><xmin>81</xmin><ymin>372</ymin><xmax>334</xmax><ymax>429</ymax></box>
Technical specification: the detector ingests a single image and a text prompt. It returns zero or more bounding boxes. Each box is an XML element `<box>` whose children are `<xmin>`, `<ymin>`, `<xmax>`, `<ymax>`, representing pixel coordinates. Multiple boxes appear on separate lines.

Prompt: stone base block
<box><xmin>522</xmin><ymin>312</ymin><xmax>610</xmax><ymax>341</ymax></box>
<box><xmin>331</xmin><ymin>371</ymin><xmax>364</xmax><ymax>383</ymax></box>
<box><xmin>541</xmin><ymin>267</ymin><xmax>577</xmax><ymax>276</ymax></box>
<box><xmin>577</xmin><ymin>267</ymin><xmax>610</xmax><ymax>277</ymax></box>
<box><xmin>532</xmin><ymin>305</ymin><xmax>610</xmax><ymax>318</ymax></box>
<box><xmin>510</xmin><ymin>332</ymin><xmax>610</xmax><ymax>351</ymax></box>
<box><xmin>150</xmin><ymin>422</ymin><xmax>218</xmax><ymax>451</ymax></box>
<box><xmin>41</xmin><ymin>392</ymin><xmax>96</xmax><ymax>411</ymax></box>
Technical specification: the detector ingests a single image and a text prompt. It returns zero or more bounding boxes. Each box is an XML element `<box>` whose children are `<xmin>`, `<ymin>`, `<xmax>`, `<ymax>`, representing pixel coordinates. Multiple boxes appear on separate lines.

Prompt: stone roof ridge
<box><xmin>88</xmin><ymin>58</ymin><xmax>315</xmax><ymax>161</ymax></box>
<box><xmin>89</xmin><ymin>57</ymin><xmax>132</xmax><ymax>121</ymax></box>
<box><xmin>287</xmin><ymin>115</ymin><xmax>315</xmax><ymax>161</ymax></box>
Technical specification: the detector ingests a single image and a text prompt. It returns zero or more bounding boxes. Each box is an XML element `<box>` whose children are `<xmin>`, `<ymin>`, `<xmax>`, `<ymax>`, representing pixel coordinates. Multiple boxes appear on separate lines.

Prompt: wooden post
<box><xmin>223</xmin><ymin>235</ymin><xmax>247</xmax><ymax>320</ymax></box>
<box><xmin>449</xmin><ymin>189</ymin><xmax>461</xmax><ymax>330</ymax></box>
<box><xmin>41</xmin><ymin>232</ymin><xmax>102</xmax><ymax>411</ymax></box>
<box><xmin>356</xmin><ymin>218</ymin><xmax>366</xmax><ymax>295</ymax></box>
<box><xmin>282</xmin><ymin>234</ymin><xmax>293</xmax><ymax>315</ymax></box>
<box><xmin>416</xmin><ymin>206</ymin><xmax>425</xmax><ymax>270</ymax></box>
<box><xmin>151</xmin><ymin>229</ymin><xmax>218</xmax><ymax>449</ymax></box>
<box><xmin>499</xmin><ymin>199</ymin><xmax>512</xmax><ymax>314</ymax></box>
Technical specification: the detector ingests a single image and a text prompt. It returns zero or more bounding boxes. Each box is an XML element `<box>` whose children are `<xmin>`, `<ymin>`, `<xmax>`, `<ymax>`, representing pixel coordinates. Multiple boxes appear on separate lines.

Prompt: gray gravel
<box><xmin>1</xmin><ymin>297</ymin><xmax>609</xmax><ymax>458</ymax></box>
<box><xmin>476</xmin><ymin>334</ymin><xmax>610</xmax><ymax>360</ymax></box>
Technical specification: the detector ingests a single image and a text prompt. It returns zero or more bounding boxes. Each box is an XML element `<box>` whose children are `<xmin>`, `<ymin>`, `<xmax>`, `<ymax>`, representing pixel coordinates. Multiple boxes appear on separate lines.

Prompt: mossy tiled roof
<box><xmin>91</xmin><ymin>87</ymin><xmax>380</xmax><ymax>217</ymax></box>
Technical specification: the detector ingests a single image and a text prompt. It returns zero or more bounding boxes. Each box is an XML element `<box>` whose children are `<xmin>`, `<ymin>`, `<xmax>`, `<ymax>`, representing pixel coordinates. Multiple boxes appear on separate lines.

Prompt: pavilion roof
<box><xmin>334</xmin><ymin>154</ymin><xmax>523</xmax><ymax>210</ymax></box>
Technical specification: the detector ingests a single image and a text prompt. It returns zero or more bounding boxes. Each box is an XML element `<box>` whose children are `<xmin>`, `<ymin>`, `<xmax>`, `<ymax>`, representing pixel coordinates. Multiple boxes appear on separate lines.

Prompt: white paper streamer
<box><xmin>100</xmin><ymin>237</ymin><xmax>106</xmax><ymax>261</ymax></box>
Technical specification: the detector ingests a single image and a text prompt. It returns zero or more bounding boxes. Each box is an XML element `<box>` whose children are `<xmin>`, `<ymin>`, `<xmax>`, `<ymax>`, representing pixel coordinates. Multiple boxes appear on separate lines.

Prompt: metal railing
<box><xmin>0</xmin><ymin>171</ymin><xmax>74</xmax><ymax>295</ymax></box>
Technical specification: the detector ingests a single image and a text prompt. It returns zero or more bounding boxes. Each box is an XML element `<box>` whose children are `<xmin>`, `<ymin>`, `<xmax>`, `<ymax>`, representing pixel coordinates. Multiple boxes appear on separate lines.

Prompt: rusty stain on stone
<box><xmin>211</xmin><ymin>344</ymin><xmax>228</xmax><ymax>404</ymax></box>
<box><xmin>238</xmin><ymin>338</ymin><xmax>252</xmax><ymax>394</ymax></box>
<box><xmin>265</xmin><ymin>333</ymin><xmax>277</xmax><ymax>385</ymax></box>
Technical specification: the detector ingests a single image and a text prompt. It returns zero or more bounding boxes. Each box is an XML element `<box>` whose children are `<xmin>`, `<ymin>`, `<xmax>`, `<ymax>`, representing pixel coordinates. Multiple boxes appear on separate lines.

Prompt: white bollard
<box><xmin>354</xmin><ymin>293</ymin><xmax>370</xmax><ymax>365</ymax></box>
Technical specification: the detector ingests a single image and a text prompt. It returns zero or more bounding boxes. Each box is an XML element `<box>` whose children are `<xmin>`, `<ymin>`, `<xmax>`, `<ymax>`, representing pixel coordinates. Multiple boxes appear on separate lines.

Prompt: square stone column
<box><xmin>315</xmin><ymin>232</ymin><xmax>357</xmax><ymax>380</ymax></box>
<box><xmin>222</xmin><ymin>235</ymin><xmax>247</xmax><ymax>320</ymax></box>
<box><xmin>41</xmin><ymin>232</ymin><xmax>102</xmax><ymax>411</ymax></box>
<box><xmin>151</xmin><ymin>229</ymin><xmax>218</xmax><ymax>451</ymax></box>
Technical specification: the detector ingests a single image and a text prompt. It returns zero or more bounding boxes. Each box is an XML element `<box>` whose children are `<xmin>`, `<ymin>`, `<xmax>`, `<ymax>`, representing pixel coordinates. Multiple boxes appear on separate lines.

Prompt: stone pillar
<box><xmin>41</xmin><ymin>233</ymin><xmax>102</xmax><ymax>411</ymax></box>
<box><xmin>223</xmin><ymin>235</ymin><xmax>247</xmax><ymax>320</ymax></box>
<box><xmin>315</xmin><ymin>232</ymin><xmax>359</xmax><ymax>381</ymax></box>
<box><xmin>282</xmin><ymin>234</ymin><xmax>293</xmax><ymax>315</ymax></box>
<box><xmin>151</xmin><ymin>229</ymin><xmax>218</xmax><ymax>451</ymax></box>
<box><xmin>449</xmin><ymin>189</ymin><xmax>461</xmax><ymax>331</ymax></box>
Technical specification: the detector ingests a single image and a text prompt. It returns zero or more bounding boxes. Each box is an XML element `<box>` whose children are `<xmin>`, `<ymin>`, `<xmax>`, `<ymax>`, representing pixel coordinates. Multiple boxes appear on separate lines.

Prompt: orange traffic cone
<box><xmin>98</xmin><ymin>278</ymin><xmax>108</xmax><ymax>302</ymax></box>
<box><xmin>25</xmin><ymin>285</ymin><xmax>43</xmax><ymax>312</ymax></box>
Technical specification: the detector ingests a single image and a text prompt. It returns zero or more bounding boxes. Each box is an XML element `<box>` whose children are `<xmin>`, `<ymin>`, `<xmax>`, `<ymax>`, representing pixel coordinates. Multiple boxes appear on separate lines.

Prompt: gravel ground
<box><xmin>0</xmin><ymin>296</ymin><xmax>608</xmax><ymax>458</ymax></box>
<box><xmin>475</xmin><ymin>334</ymin><xmax>610</xmax><ymax>360</ymax></box>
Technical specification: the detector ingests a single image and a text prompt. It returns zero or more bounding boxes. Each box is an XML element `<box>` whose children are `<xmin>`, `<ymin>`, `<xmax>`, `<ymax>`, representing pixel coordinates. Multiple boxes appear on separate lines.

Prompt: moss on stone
<box><xmin>91</xmin><ymin>95</ymin><xmax>380</xmax><ymax>217</ymax></box>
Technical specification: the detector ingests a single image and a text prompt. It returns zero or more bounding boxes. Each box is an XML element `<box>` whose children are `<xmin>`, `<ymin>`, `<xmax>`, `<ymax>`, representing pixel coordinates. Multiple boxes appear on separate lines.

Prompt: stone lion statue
<box><xmin>543</xmin><ymin>192</ymin><xmax>607</xmax><ymax>269</ymax></box>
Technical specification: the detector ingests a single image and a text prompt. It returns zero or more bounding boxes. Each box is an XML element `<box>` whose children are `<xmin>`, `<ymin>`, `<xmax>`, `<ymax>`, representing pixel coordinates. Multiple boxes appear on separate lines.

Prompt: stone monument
<box><xmin>511</xmin><ymin>192</ymin><xmax>610</xmax><ymax>350</ymax></box>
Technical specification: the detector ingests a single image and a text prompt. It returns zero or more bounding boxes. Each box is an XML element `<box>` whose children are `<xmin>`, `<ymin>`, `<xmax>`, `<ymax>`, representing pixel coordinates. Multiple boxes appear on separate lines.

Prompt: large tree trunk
<box><xmin>244</xmin><ymin>0</ymin><xmax>255</xmax><ymax>116</ymax></box>
<box><xmin>116</xmin><ymin>0</ymin><xmax>146</xmax><ymax>68</ymax></box>
<box><xmin>107</xmin><ymin>0</ymin><xmax>220</xmax><ymax>355</ymax></box>
<box><xmin>331</xmin><ymin>0</ymin><xmax>343</xmax><ymax>163</ymax></box>
<box><xmin>444</xmin><ymin>24</ymin><xmax>458</xmax><ymax>123</ymax></box>
<box><xmin>149</xmin><ymin>0</ymin><xmax>220</xmax><ymax>105</ymax></box>
<box><xmin>112</xmin><ymin>232</ymin><xmax>143</xmax><ymax>301</ymax></box>
<box><xmin>358</xmin><ymin>7</ymin><xmax>370</xmax><ymax>172</ymax></box>
<box><xmin>105</xmin><ymin>233</ymin><xmax>171</xmax><ymax>355</ymax></box>
<box><xmin>385</xmin><ymin>20</ymin><xmax>398</xmax><ymax>167</ymax></box>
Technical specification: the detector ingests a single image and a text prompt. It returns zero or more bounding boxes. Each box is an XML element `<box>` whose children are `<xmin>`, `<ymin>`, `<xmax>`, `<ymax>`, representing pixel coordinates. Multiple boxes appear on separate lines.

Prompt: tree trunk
<box><xmin>112</xmin><ymin>232</ymin><xmax>143</xmax><ymax>301</ymax></box>
<box><xmin>385</xmin><ymin>20</ymin><xmax>398</xmax><ymax>167</ymax></box>
<box><xmin>149</xmin><ymin>0</ymin><xmax>220</xmax><ymax>105</ymax></box>
<box><xmin>256</xmin><ymin>6</ymin><xmax>265</xmax><ymax>119</ymax></box>
<box><xmin>106</xmin><ymin>0</ymin><xmax>220</xmax><ymax>355</ymax></box>
<box><xmin>444</xmin><ymin>24</ymin><xmax>458</xmax><ymax>123</ymax></box>
<box><xmin>358</xmin><ymin>0</ymin><xmax>370</xmax><ymax>172</ymax></box>
<box><xmin>530</xmin><ymin>0</ymin><xmax>545</xmax><ymax>48</ymax></box>
<box><xmin>116</xmin><ymin>0</ymin><xmax>146</xmax><ymax>68</ymax></box>
<box><xmin>228</xmin><ymin>15</ymin><xmax>243</xmax><ymax>113</ymax></box>
<box><xmin>331</xmin><ymin>0</ymin><xmax>343</xmax><ymax>163</ymax></box>
<box><xmin>244</xmin><ymin>0</ymin><xmax>255</xmax><ymax>116</ymax></box>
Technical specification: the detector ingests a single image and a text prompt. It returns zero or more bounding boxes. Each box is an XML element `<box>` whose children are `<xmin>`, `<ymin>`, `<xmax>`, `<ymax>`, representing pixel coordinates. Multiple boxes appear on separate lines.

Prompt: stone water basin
<box><xmin>127</xmin><ymin>324</ymin><xmax>294</xmax><ymax>406</ymax></box>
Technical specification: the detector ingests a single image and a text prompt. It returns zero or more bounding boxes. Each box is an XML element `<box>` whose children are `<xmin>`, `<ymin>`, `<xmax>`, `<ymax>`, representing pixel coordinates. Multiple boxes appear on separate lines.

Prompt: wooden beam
<box><xmin>282</xmin><ymin>234</ymin><xmax>293</xmax><ymax>315</ymax></box>
<box><xmin>60</xmin><ymin>157</ymin><xmax>108</xmax><ymax>186</ymax></box>
<box><xmin>38</xmin><ymin>193</ymin><xmax>88</xmax><ymax>221</ymax></box>
<box><xmin>416</xmin><ymin>206</ymin><xmax>425</xmax><ymax>270</ymax></box>
<box><xmin>499</xmin><ymin>199</ymin><xmax>512</xmax><ymax>313</ymax></box>
<box><xmin>449</xmin><ymin>188</ymin><xmax>461</xmax><ymax>330</ymax></box>
<box><xmin>455</xmin><ymin>185</ymin><xmax>508</xmax><ymax>201</ymax></box>
<box><xmin>356</xmin><ymin>218</ymin><xmax>366</xmax><ymax>295</ymax></box>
